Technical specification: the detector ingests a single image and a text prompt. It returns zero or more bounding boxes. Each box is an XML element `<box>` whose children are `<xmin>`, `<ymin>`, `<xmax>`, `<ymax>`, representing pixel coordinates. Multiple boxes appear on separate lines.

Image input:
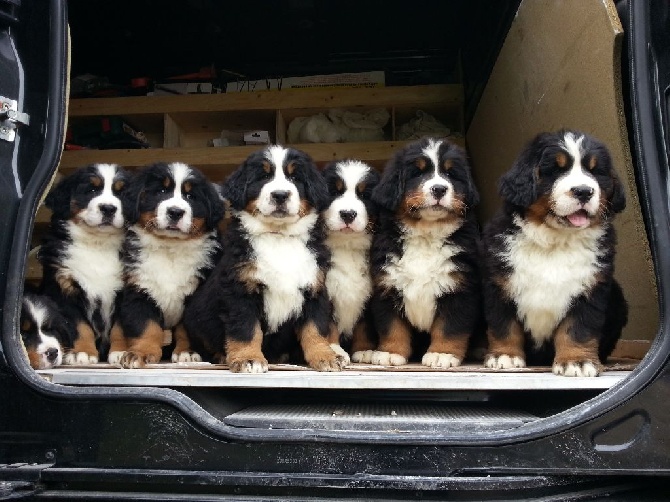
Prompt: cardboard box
<box><xmin>244</xmin><ymin>130</ymin><xmax>270</xmax><ymax>145</ymax></box>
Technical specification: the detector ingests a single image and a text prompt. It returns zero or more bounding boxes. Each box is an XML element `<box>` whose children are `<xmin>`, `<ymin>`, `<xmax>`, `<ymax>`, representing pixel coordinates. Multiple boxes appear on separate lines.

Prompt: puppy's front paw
<box><xmin>306</xmin><ymin>348</ymin><xmax>345</xmax><ymax>372</ymax></box>
<box><xmin>171</xmin><ymin>351</ymin><xmax>203</xmax><ymax>363</ymax></box>
<box><xmin>119</xmin><ymin>351</ymin><xmax>160</xmax><ymax>369</ymax></box>
<box><xmin>228</xmin><ymin>357</ymin><xmax>268</xmax><ymax>373</ymax></box>
<box><xmin>351</xmin><ymin>349</ymin><xmax>374</xmax><ymax>364</ymax></box>
<box><xmin>107</xmin><ymin>351</ymin><xmax>125</xmax><ymax>366</ymax></box>
<box><xmin>422</xmin><ymin>352</ymin><xmax>461</xmax><ymax>369</ymax></box>
<box><xmin>329</xmin><ymin>343</ymin><xmax>351</xmax><ymax>366</ymax></box>
<box><xmin>370</xmin><ymin>351</ymin><xmax>407</xmax><ymax>366</ymax></box>
<box><xmin>553</xmin><ymin>360</ymin><xmax>601</xmax><ymax>377</ymax></box>
<box><xmin>484</xmin><ymin>353</ymin><xmax>526</xmax><ymax>369</ymax></box>
<box><xmin>63</xmin><ymin>351</ymin><xmax>99</xmax><ymax>365</ymax></box>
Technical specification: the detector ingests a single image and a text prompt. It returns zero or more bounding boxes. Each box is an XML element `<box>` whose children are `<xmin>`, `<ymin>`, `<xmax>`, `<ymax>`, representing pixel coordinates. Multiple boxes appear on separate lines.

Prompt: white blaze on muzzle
<box><xmin>155</xmin><ymin>162</ymin><xmax>194</xmax><ymax>235</ymax></box>
<box><xmin>420</xmin><ymin>139</ymin><xmax>455</xmax><ymax>215</ymax></box>
<box><xmin>325</xmin><ymin>161</ymin><xmax>370</xmax><ymax>233</ymax></box>
<box><xmin>257</xmin><ymin>146</ymin><xmax>301</xmax><ymax>218</ymax></box>
<box><xmin>81</xmin><ymin>164</ymin><xmax>124</xmax><ymax>229</ymax></box>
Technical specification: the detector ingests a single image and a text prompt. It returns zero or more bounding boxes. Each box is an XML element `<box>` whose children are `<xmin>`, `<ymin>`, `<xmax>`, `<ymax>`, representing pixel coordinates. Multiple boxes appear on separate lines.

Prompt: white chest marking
<box><xmin>504</xmin><ymin>217</ymin><xmax>605</xmax><ymax>345</ymax></box>
<box><xmin>240</xmin><ymin>211</ymin><xmax>320</xmax><ymax>333</ymax></box>
<box><xmin>63</xmin><ymin>222</ymin><xmax>124</xmax><ymax>338</ymax></box>
<box><xmin>382</xmin><ymin>222</ymin><xmax>462</xmax><ymax>331</ymax></box>
<box><xmin>131</xmin><ymin>227</ymin><xmax>218</xmax><ymax>328</ymax></box>
<box><xmin>326</xmin><ymin>233</ymin><xmax>372</xmax><ymax>336</ymax></box>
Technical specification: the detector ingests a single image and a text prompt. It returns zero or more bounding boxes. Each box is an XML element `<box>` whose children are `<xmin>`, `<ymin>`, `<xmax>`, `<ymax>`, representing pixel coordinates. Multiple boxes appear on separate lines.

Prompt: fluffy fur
<box><xmin>369</xmin><ymin>138</ymin><xmax>482</xmax><ymax>368</ymax></box>
<box><xmin>481</xmin><ymin>130</ymin><xmax>628</xmax><ymax>377</ymax></box>
<box><xmin>183</xmin><ymin>146</ymin><xmax>346</xmax><ymax>373</ymax></box>
<box><xmin>38</xmin><ymin>163</ymin><xmax>129</xmax><ymax>364</ymax></box>
<box><xmin>20</xmin><ymin>292</ymin><xmax>75</xmax><ymax>369</ymax></box>
<box><xmin>112</xmin><ymin>162</ymin><xmax>224</xmax><ymax>368</ymax></box>
<box><xmin>321</xmin><ymin>160</ymin><xmax>380</xmax><ymax>364</ymax></box>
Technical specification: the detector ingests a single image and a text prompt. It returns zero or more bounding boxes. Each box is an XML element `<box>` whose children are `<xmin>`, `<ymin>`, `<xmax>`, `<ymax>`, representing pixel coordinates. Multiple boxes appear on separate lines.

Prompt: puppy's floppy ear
<box><xmin>608</xmin><ymin>170</ymin><xmax>626</xmax><ymax>214</ymax></box>
<box><xmin>302</xmin><ymin>161</ymin><xmax>329</xmax><ymax>212</ymax></box>
<box><xmin>120</xmin><ymin>169</ymin><xmax>145</xmax><ymax>224</ymax></box>
<box><xmin>203</xmin><ymin>181</ymin><xmax>226</xmax><ymax>229</ymax></box>
<box><xmin>44</xmin><ymin>173</ymin><xmax>81</xmax><ymax>221</ymax></box>
<box><xmin>371</xmin><ymin>155</ymin><xmax>405</xmax><ymax>212</ymax></box>
<box><xmin>498</xmin><ymin>139</ymin><xmax>541</xmax><ymax>208</ymax></box>
<box><xmin>464</xmin><ymin>163</ymin><xmax>481</xmax><ymax>209</ymax></box>
<box><xmin>220</xmin><ymin>163</ymin><xmax>249</xmax><ymax>211</ymax></box>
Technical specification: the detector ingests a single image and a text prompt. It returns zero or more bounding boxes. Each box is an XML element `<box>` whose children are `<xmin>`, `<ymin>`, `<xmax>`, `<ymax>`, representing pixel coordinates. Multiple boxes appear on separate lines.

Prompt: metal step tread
<box><xmin>225</xmin><ymin>403</ymin><xmax>539</xmax><ymax>432</ymax></box>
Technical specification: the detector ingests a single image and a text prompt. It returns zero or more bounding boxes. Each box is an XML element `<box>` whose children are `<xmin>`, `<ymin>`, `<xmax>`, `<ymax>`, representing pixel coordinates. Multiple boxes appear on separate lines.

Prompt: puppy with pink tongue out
<box><xmin>480</xmin><ymin>130</ymin><xmax>628</xmax><ymax>377</ymax></box>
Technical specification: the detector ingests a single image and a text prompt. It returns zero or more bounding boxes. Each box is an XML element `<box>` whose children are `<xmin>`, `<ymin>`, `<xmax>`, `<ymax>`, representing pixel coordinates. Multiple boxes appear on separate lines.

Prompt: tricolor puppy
<box><xmin>39</xmin><ymin>164</ymin><xmax>129</xmax><ymax>364</ymax></box>
<box><xmin>183</xmin><ymin>146</ymin><xmax>345</xmax><ymax>373</ymax></box>
<box><xmin>321</xmin><ymin>160</ymin><xmax>380</xmax><ymax>364</ymax></box>
<box><xmin>20</xmin><ymin>292</ymin><xmax>75</xmax><ymax>370</ymax></box>
<box><xmin>369</xmin><ymin>137</ymin><xmax>481</xmax><ymax>368</ymax></box>
<box><xmin>481</xmin><ymin>130</ymin><xmax>628</xmax><ymax>377</ymax></box>
<box><xmin>111</xmin><ymin>162</ymin><xmax>224</xmax><ymax>368</ymax></box>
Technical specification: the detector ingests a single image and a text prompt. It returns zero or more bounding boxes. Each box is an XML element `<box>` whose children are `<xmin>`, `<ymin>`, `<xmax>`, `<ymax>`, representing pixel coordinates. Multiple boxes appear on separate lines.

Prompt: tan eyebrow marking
<box><xmin>556</xmin><ymin>152</ymin><xmax>568</xmax><ymax>168</ymax></box>
<box><xmin>113</xmin><ymin>180</ymin><xmax>125</xmax><ymax>192</ymax></box>
<box><xmin>183</xmin><ymin>181</ymin><xmax>192</xmax><ymax>193</ymax></box>
<box><xmin>286</xmin><ymin>161</ymin><xmax>296</xmax><ymax>175</ymax></box>
<box><xmin>163</xmin><ymin>177</ymin><xmax>171</xmax><ymax>188</ymax></box>
<box><xmin>356</xmin><ymin>181</ymin><xmax>366</xmax><ymax>193</ymax></box>
<box><xmin>416</xmin><ymin>158</ymin><xmax>427</xmax><ymax>170</ymax></box>
<box><xmin>21</xmin><ymin>319</ymin><xmax>32</xmax><ymax>332</ymax></box>
<box><xmin>588</xmin><ymin>155</ymin><xmax>597</xmax><ymax>170</ymax></box>
<box><xmin>443</xmin><ymin>159</ymin><xmax>453</xmax><ymax>170</ymax></box>
<box><xmin>335</xmin><ymin>179</ymin><xmax>344</xmax><ymax>192</ymax></box>
<box><xmin>90</xmin><ymin>176</ymin><xmax>102</xmax><ymax>187</ymax></box>
<box><xmin>262</xmin><ymin>161</ymin><xmax>272</xmax><ymax>174</ymax></box>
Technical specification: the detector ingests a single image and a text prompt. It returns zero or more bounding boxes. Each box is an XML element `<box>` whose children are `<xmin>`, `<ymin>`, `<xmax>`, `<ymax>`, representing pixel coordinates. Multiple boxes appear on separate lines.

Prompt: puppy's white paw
<box><xmin>553</xmin><ymin>360</ymin><xmax>600</xmax><ymax>377</ymax></box>
<box><xmin>422</xmin><ymin>352</ymin><xmax>461</xmax><ymax>369</ymax></box>
<box><xmin>370</xmin><ymin>351</ymin><xmax>407</xmax><ymax>366</ymax></box>
<box><xmin>63</xmin><ymin>352</ymin><xmax>98</xmax><ymax>365</ymax></box>
<box><xmin>171</xmin><ymin>351</ymin><xmax>203</xmax><ymax>363</ymax></box>
<box><xmin>107</xmin><ymin>351</ymin><xmax>126</xmax><ymax>366</ymax></box>
<box><xmin>351</xmin><ymin>349</ymin><xmax>374</xmax><ymax>364</ymax></box>
<box><xmin>485</xmin><ymin>354</ymin><xmax>526</xmax><ymax>369</ymax></box>
<box><xmin>329</xmin><ymin>343</ymin><xmax>351</xmax><ymax>366</ymax></box>
<box><xmin>228</xmin><ymin>358</ymin><xmax>268</xmax><ymax>373</ymax></box>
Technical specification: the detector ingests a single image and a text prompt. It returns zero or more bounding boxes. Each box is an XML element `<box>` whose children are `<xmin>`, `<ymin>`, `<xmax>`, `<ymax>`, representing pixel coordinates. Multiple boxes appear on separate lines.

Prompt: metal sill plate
<box><xmin>36</xmin><ymin>363</ymin><xmax>634</xmax><ymax>390</ymax></box>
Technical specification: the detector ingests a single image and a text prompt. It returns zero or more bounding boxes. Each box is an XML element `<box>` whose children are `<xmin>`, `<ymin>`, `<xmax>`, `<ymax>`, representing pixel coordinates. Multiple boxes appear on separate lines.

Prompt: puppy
<box><xmin>20</xmin><ymin>292</ymin><xmax>75</xmax><ymax>369</ymax></box>
<box><xmin>321</xmin><ymin>160</ymin><xmax>380</xmax><ymax>364</ymax></box>
<box><xmin>39</xmin><ymin>163</ymin><xmax>129</xmax><ymax>364</ymax></box>
<box><xmin>183</xmin><ymin>146</ymin><xmax>345</xmax><ymax>373</ymax></box>
<box><xmin>111</xmin><ymin>162</ymin><xmax>224</xmax><ymax>368</ymax></box>
<box><xmin>481</xmin><ymin>130</ymin><xmax>628</xmax><ymax>377</ymax></box>
<box><xmin>369</xmin><ymin>137</ymin><xmax>481</xmax><ymax>368</ymax></box>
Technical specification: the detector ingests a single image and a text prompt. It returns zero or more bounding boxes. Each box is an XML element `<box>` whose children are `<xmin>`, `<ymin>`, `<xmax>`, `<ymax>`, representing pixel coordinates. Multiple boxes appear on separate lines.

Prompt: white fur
<box><xmin>130</xmin><ymin>226</ymin><xmax>219</xmax><ymax>329</ymax></box>
<box><xmin>63</xmin><ymin>352</ymin><xmax>98</xmax><ymax>365</ymax></box>
<box><xmin>154</xmin><ymin>162</ymin><xmax>195</xmax><ymax>237</ymax></box>
<box><xmin>485</xmin><ymin>354</ymin><xmax>526</xmax><ymax>369</ymax></box>
<box><xmin>370</xmin><ymin>351</ymin><xmax>407</xmax><ymax>366</ymax></box>
<box><xmin>552</xmin><ymin>132</ymin><xmax>600</xmax><ymax>217</ymax></box>
<box><xmin>24</xmin><ymin>299</ymin><xmax>63</xmax><ymax>369</ymax></box>
<box><xmin>330</xmin><ymin>343</ymin><xmax>351</xmax><ymax>366</ymax></box>
<box><xmin>172</xmin><ymin>351</ymin><xmax>203</xmax><ymax>363</ymax></box>
<box><xmin>420</xmin><ymin>139</ymin><xmax>455</xmax><ymax>210</ymax></box>
<box><xmin>553</xmin><ymin>360</ymin><xmax>599</xmax><ymax>377</ymax></box>
<box><xmin>422</xmin><ymin>352</ymin><xmax>461</xmax><ymax>368</ymax></box>
<box><xmin>108</xmin><ymin>351</ymin><xmax>124</xmax><ymax>366</ymax></box>
<box><xmin>238</xmin><ymin>210</ymin><xmax>320</xmax><ymax>333</ymax></box>
<box><xmin>324</xmin><ymin>161</ymin><xmax>371</xmax><ymax>233</ymax></box>
<box><xmin>62</xmin><ymin>221</ymin><xmax>124</xmax><ymax>339</ymax></box>
<box><xmin>79</xmin><ymin>164</ymin><xmax>125</xmax><ymax>229</ymax></box>
<box><xmin>255</xmin><ymin>146</ymin><xmax>301</xmax><ymax>220</ymax></box>
<box><xmin>325</xmin><ymin>232</ymin><xmax>373</xmax><ymax>336</ymax></box>
<box><xmin>503</xmin><ymin>216</ymin><xmax>605</xmax><ymax>347</ymax></box>
<box><xmin>351</xmin><ymin>349</ymin><xmax>374</xmax><ymax>363</ymax></box>
<box><xmin>381</xmin><ymin>222</ymin><xmax>463</xmax><ymax>331</ymax></box>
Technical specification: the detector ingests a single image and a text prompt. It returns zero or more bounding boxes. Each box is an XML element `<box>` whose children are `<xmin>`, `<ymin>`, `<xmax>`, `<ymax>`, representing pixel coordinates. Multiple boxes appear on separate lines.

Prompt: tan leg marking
<box><xmin>484</xmin><ymin>319</ymin><xmax>526</xmax><ymax>369</ymax></box>
<box><xmin>327</xmin><ymin>322</ymin><xmax>351</xmax><ymax>366</ymax></box>
<box><xmin>225</xmin><ymin>322</ymin><xmax>267</xmax><ymax>373</ymax></box>
<box><xmin>64</xmin><ymin>322</ymin><xmax>99</xmax><ymax>365</ymax></box>
<box><xmin>553</xmin><ymin>318</ymin><xmax>602</xmax><ymax>377</ymax></box>
<box><xmin>371</xmin><ymin>317</ymin><xmax>412</xmax><ymax>366</ymax></box>
<box><xmin>299</xmin><ymin>321</ymin><xmax>344</xmax><ymax>372</ymax></box>
<box><xmin>119</xmin><ymin>320</ymin><xmax>164</xmax><ymax>368</ymax></box>
<box><xmin>171</xmin><ymin>323</ymin><xmax>202</xmax><ymax>363</ymax></box>
<box><xmin>422</xmin><ymin>316</ymin><xmax>468</xmax><ymax>369</ymax></box>
<box><xmin>351</xmin><ymin>321</ymin><xmax>376</xmax><ymax>353</ymax></box>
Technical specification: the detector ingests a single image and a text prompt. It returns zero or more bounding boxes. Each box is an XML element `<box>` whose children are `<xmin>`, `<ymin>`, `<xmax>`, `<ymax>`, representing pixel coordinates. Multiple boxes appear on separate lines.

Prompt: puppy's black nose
<box><xmin>271</xmin><ymin>190</ymin><xmax>290</xmax><ymax>205</ymax></box>
<box><xmin>166</xmin><ymin>207</ymin><xmax>185</xmax><ymax>221</ymax></box>
<box><xmin>431</xmin><ymin>185</ymin><xmax>448</xmax><ymax>200</ymax></box>
<box><xmin>571</xmin><ymin>185</ymin><xmax>595</xmax><ymax>204</ymax></box>
<box><xmin>99</xmin><ymin>204</ymin><xmax>117</xmax><ymax>217</ymax></box>
<box><xmin>45</xmin><ymin>347</ymin><xmax>59</xmax><ymax>363</ymax></box>
<box><xmin>339</xmin><ymin>210</ymin><xmax>357</xmax><ymax>224</ymax></box>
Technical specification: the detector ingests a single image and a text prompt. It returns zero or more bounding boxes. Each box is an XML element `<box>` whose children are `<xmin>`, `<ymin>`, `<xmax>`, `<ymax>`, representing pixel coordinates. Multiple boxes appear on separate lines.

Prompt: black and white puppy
<box><xmin>183</xmin><ymin>146</ymin><xmax>346</xmax><ymax>373</ymax></box>
<box><xmin>481</xmin><ymin>130</ymin><xmax>628</xmax><ymax>377</ymax></box>
<box><xmin>20</xmin><ymin>292</ymin><xmax>75</xmax><ymax>369</ymax></box>
<box><xmin>369</xmin><ymin>138</ymin><xmax>482</xmax><ymax>368</ymax></box>
<box><xmin>321</xmin><ymin>160</ymin><xmax>380</xmax><ymax>364</ymax></box>
<box><xmin>39</xmin><ymin>163</ymin><xmax>129</xmax><ymax>364</ymax></box>
<box><xmin>111</xmin><ymin>162</ymin><xmax>224</xmax><ymax>368</ymax></box>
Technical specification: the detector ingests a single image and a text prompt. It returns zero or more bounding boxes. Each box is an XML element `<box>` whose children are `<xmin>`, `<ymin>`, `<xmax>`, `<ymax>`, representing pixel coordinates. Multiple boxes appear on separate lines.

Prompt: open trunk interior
<box><xmin>26</xmin><ymin>0</ymin><xmax>658</xmax><ymax>436</ymax></box>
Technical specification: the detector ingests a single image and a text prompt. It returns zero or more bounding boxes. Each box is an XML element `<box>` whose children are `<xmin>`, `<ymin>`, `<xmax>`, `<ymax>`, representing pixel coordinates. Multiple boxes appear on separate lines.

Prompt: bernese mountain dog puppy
<box><xmin>368</xmin><ymin>138</ymin><xmax>482</xmax><ymax>368</ymax></box>
<box><xmin>481</xmin><ymin>130</ymin><xmax>628</xmax><ymax>377</ymax></box>
<box><xmin>183</xmin><ymin>146</ymin><xmax>346</xmax><ymax>373</ymax></box>
<box><xmin>20</xmin><ymin>292</ymin><xmax>75</xmax><ymax>369</ymax></box>
<box><xmin>38</xmin><ymin>163</ymin><xmax>129</xmax><ymax>364</ymax></box>
<box><xmin>111</xmin><ymin>162</ymin><xmax>224</xmax><ymax>368</ymax></box>
<box><xmin>321</xmin><ymin>160</ymin><xmax>380</xmax><ymax>365</ymax></box>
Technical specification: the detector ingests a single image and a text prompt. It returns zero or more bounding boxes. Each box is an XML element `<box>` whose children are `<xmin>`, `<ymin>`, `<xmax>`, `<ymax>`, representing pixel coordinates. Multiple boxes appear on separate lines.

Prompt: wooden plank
<box><xmin>67</xmin><ymin>85</ymin><xmax>463</xmax><ymax>117</ymax></box>
<box><xmin>37</xmin><ymin>366</ymin><xmax>632</xmax><ymax>390</ymax></box>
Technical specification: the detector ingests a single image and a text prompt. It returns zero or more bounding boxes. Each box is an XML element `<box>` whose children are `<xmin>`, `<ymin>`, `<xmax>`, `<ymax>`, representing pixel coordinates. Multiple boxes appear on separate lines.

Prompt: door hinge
<box><xmin>0</xmin><ymin>96</ymin><xmax>30</xmax><ymax>142</ymax></box>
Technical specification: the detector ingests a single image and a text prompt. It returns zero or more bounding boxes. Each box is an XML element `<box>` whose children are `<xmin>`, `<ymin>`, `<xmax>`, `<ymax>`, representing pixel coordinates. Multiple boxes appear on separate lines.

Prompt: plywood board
<box><xmin>466</xmin><ymin>0</ymin><xmax>658</xmax><ymax>341</ymax></box>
